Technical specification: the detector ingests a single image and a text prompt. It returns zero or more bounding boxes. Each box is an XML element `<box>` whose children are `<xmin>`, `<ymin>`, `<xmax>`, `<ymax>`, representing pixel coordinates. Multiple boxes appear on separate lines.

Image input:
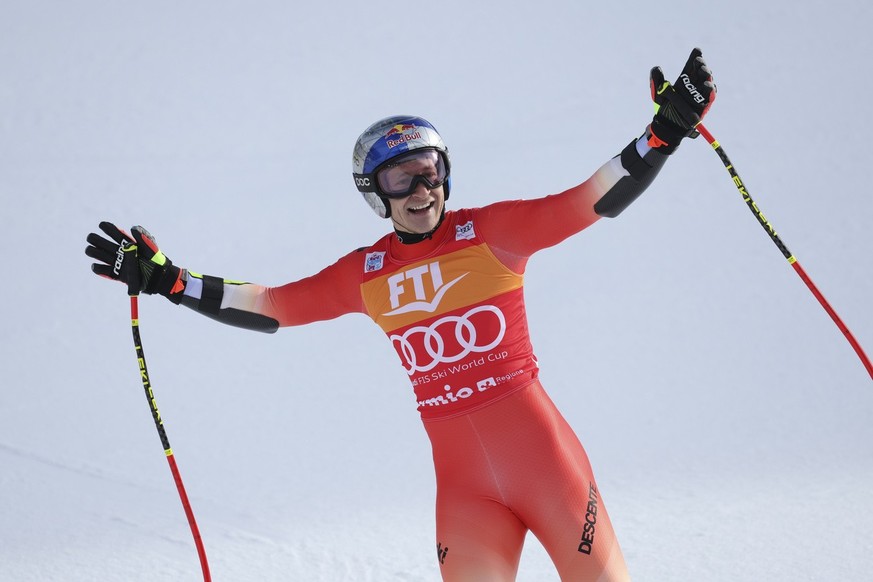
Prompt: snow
<box><xmin>2</xmin><ymin>1</ymin><xmax>872</xmax><ymax>580</ymax></box>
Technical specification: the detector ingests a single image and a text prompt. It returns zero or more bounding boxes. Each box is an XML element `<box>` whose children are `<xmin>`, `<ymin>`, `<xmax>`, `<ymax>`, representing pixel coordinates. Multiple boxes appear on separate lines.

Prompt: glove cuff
<box><xmin>647</xmin><ymin>116</ymin><xmax>695</xmax><ymax>155</ymax></box>
<box><xmin>147</xmin><ymin>261</ymin><xmax>186</xmax><ymax>304</ymax></box>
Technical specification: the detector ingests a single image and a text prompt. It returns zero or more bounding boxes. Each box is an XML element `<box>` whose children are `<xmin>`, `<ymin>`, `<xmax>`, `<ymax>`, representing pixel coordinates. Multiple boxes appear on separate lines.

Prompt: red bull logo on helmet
<box><xmin>385</xmin><ymin>124</ymin><xmax>421</xmax><ymax>148</ymax></box>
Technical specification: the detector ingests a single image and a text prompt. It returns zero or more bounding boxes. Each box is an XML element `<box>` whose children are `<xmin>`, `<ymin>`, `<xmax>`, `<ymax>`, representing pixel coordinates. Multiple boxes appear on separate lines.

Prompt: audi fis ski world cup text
<box><xmin>381</xmin><ymin>255</ymin><xmax>525</xmax><ymax>409</ymax></box>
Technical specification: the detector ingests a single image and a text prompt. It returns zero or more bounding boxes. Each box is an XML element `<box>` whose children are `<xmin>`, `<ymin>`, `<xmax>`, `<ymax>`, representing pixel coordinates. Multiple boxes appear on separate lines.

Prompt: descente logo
<box><xmin>577</xmin><ymin>482</ymin><xmax>599</xmax><ymax>555</ymax></box>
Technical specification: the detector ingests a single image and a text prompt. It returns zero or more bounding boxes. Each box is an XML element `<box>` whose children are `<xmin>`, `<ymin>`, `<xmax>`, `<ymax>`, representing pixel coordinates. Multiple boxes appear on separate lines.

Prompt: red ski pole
<box><xmin>696</xmin><ymin>123</ymin><xmax>872</xmax><ymax>381</ymax></box>
<box><xmin>130</xmin><ymin>295</ymin><xmax>212</xmax><ymax>580</ymax></box>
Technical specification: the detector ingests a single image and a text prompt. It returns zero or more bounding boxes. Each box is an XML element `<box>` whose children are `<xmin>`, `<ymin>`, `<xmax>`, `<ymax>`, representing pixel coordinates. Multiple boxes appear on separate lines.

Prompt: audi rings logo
<box><xmin>390</xmin><ymin>305</ymin><xmax>507</xmax><ymax>375</ymax></box>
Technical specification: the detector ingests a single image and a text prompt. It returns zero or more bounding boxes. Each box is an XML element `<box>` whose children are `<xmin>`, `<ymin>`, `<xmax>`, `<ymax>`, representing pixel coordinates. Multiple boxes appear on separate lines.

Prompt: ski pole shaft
<box><xmin>696</xmin><ymin>123</ymin><xmax>873</xmax><ymax>380</ymax></box>
<box><xmin>130</xmin><ymin>296</ymin><xmax>212</xmax><ymax>581</ymax></box>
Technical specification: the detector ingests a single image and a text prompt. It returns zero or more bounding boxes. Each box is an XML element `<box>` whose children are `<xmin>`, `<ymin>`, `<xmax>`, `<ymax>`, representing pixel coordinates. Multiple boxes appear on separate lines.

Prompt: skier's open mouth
<box><xmin>408</xmin><ymin>201</ymin><xmax>434</xmax><ymax>215</ymax></box>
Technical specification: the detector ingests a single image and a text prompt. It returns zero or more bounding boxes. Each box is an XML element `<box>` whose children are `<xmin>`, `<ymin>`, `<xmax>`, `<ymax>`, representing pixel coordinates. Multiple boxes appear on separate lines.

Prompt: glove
<box><xmin>85</xmin><ymin>221</ymin><xmax>184</xmax><ymax>299</ymax></box>
<box><xmin>648</xmin><ymin>47</ymin><xmax>717</xmax><ymax>153</ymax></box>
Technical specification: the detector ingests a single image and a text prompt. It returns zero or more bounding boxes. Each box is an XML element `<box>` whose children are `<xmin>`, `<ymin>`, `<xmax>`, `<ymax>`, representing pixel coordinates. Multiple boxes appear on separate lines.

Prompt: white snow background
<box><xmin>2</xmin><ymin>1</ymin><xmax>872</xmax><ymax>580</ymax></box>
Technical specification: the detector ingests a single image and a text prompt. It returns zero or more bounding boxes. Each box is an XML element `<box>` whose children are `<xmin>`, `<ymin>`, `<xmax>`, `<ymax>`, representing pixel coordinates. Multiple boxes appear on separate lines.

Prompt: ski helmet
<box><xmin>352</xmin><ymin>115</ymin><xmax>451</xmax><ymax>218</ymax></box>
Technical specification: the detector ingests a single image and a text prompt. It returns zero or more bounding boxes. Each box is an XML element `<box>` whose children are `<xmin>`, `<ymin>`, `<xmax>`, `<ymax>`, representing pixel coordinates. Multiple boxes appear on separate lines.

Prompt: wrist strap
<box><xmin>198</xmin><ymin>275</ymin><xmax>224</xmax><ymax>315</ymax></box>
<box><xmin>648</xmin><ymin>118</ymin><xmax>689</xmax><ymax>154</ymax></box>
<box><xmin>153</xmin><ymin>263</ymin><xmax>185</xmax><ymax>304</ymax></box>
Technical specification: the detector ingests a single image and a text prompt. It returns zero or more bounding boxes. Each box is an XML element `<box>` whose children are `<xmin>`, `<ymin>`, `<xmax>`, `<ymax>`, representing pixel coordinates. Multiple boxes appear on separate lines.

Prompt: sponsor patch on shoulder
<box><xmin>364</xmin><ymin>251</ymin><xmax>386</xmax><ymax>273</ymax></box>
<box><xmin>455</xmin><ymin>220</ymin><xmax>475</xmax><ymax>241</ymax></box>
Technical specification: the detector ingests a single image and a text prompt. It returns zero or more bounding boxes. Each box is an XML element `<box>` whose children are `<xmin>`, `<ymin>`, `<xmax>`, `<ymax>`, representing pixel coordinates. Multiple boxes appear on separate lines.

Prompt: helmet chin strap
<box><xmin>393</xmin><ymin>207</ymin><xmax>447</xmax><ymax>245</ymax></box>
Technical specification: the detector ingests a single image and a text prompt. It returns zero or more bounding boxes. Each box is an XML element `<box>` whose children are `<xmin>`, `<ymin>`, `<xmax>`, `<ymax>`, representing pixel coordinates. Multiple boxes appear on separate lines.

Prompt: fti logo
<box><xmin>384</xmin><ymin>262</ymin><xmax>466</xmax><ymax>316</ymax></box>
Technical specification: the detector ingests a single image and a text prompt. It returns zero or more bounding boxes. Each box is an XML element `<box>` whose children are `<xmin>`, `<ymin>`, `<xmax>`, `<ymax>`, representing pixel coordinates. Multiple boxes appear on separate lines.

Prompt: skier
<box><xmin>86</xmin><ymin>48</ymin><xmax>715</xmax><ymax>581</ymax></box>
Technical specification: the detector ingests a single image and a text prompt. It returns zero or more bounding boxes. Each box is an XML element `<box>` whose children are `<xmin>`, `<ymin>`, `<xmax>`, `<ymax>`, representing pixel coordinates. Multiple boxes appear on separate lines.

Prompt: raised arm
<box><xmin>85</xmin><ymin>222</ymin><xmax>366</xmax><ymax>333</ymax></box>
<box><xmin>477</xmin><ymin>48</ymin><xmax>716</xmax><ymax>265</ymax></box>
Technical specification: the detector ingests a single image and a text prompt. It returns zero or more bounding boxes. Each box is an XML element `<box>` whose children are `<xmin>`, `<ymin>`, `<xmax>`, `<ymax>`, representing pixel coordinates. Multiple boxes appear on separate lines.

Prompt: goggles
<box><xmin>375</xmin><ymin>149</ymin><xmax>449</xmax><ymax>198</ymax></box>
